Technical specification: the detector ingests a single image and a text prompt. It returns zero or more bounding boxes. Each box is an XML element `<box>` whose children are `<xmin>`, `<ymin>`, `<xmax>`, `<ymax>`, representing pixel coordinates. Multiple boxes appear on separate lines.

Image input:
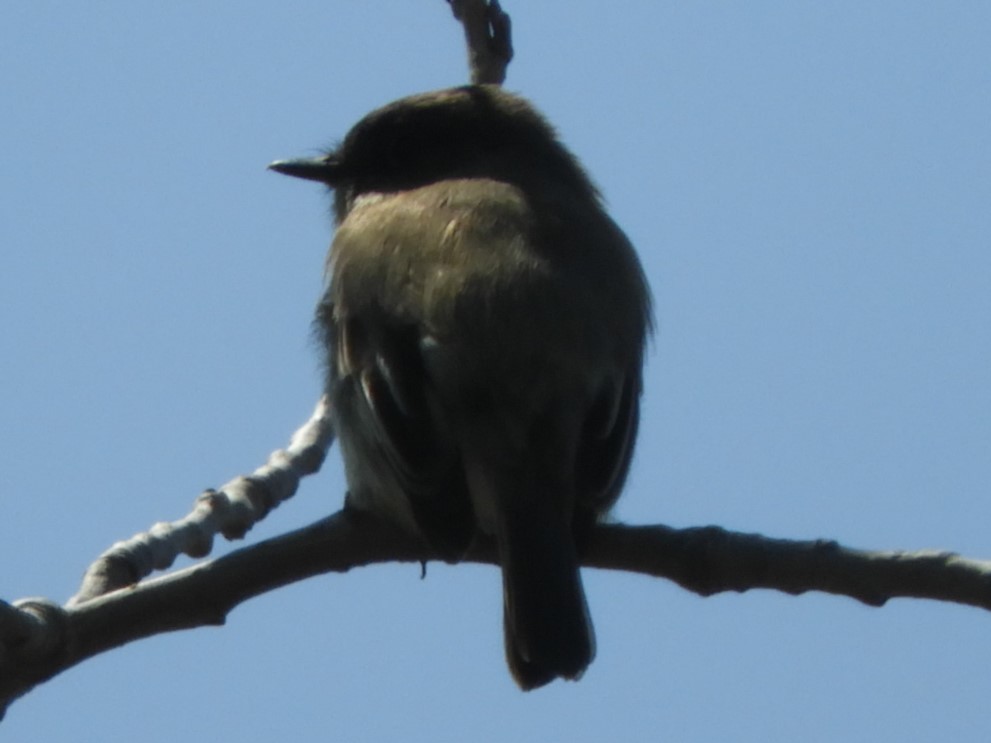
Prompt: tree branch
<box><xmin>68</xmin><ymin>397</ymin><xmax>334</xmax><ymax>605</ymax></box>
<box><xmin>584</xmin><ymin>524</ymin><xmax>991</xmax><ymax>610</ymax></box>
<box><xmin>447</xmin><ymin>0</ymin><xmax>513</xmax><ymax>84</ymax></box>
<box><xmin>4</xmin><ymin>509</ymin><xmax>991</xmax><ymax>717</ymax></box>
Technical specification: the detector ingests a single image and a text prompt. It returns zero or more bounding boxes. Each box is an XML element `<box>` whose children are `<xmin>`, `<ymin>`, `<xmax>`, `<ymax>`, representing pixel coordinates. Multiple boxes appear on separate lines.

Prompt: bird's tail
<box><xmin>461</xmin><ymin>421</ymin><xmax>596</xmax><ymax>690</ymax></box>
<box><xmin>497</xmin><ymin>497</ymin><xmax>595</xmax><ymax>690</ymax></box>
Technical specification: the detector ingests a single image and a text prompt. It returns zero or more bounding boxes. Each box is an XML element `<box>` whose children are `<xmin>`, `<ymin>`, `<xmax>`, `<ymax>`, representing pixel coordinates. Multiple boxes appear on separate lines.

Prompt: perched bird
<box><xmin>270</xmin><ymin>85</ymin><xmax>651</xmax><ymax>690</ymax></box>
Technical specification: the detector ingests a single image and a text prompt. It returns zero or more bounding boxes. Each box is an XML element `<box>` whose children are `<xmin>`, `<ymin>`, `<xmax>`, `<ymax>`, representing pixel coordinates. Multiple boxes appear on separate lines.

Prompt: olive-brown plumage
<box><xmin>271</xmin><ymin>85</ymin><xmax>650</xmax><ymax>689</ymax></box>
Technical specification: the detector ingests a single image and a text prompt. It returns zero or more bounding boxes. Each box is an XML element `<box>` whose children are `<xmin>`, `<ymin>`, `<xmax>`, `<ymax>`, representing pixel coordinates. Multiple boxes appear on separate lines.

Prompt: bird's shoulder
<box><xmin>329</xmin><ymin>179</ymin><xmax>546</xmax><ymax>310</ymax></box>
<box><xmin>333</xmin><ymin>179</ymin><xmax>535</xmax><ymax>258</ymax></box>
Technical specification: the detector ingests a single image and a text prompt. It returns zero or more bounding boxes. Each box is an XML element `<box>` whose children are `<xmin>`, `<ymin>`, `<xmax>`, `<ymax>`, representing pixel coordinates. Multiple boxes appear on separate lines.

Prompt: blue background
<box><xmin>2</xmin><ymin>3</ymin><xmax>990</xmax><ymax>741</ymax></box>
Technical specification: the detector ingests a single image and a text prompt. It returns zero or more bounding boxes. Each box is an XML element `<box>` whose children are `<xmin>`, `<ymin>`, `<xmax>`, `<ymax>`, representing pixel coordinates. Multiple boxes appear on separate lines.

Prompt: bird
<box><xmin>269</xmin><ymin>85</ymin><xmax>651</xmax><ymax>690</ymax></box>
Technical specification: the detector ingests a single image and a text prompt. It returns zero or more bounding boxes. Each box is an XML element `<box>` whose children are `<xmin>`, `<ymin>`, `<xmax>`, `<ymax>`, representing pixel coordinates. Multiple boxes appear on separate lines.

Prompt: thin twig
<box><xmin>68</xmin><ymin>397</ymin><xmax>334</xmax><ymax>605</ymax></box>
<box><xmin>447</xmin><ymin>0</ymin><xmax>513</xmax><ymax>84</ymax></box>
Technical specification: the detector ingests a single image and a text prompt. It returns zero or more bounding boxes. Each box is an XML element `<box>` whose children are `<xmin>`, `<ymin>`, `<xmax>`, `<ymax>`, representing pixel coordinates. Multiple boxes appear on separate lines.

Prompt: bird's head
<box><xmin>269</xmin><ymin>85</ymin><xmax>598</xmax><ymax>222</ymax></box>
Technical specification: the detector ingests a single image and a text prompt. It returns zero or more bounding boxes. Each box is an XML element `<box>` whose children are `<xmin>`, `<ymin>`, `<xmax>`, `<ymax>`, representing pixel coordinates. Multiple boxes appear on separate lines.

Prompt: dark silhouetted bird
<box><xmin>270</xmin><ymin>85</ymin><xmax>650</xmax><ymax>690</ymax></box>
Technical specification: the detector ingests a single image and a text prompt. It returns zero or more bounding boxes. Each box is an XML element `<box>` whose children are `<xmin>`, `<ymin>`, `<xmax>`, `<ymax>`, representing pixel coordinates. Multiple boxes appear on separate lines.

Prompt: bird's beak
<box><xmin>268</xmin><ymin>156</ymin><xmax>343</xmax><ymax>183</ymax></box>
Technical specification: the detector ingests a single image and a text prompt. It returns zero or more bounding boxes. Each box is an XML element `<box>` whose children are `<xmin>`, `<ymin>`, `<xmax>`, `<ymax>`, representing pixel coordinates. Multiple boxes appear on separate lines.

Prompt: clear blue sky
<box><xmin>2</xmin><ymin>3</ymin><xmax>990</xmax><ymax>741</ymax></box>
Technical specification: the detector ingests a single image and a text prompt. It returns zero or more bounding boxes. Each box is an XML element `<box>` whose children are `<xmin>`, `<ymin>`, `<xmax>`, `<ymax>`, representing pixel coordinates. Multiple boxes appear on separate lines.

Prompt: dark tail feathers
<box><xmin>499</xmin><ymin>504</ymin><xmax>595</xmax><ymax>690</ymax></box>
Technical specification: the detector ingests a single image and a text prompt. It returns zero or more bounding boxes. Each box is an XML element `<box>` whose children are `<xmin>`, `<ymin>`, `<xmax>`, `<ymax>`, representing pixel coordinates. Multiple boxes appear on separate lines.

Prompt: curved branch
<box><xmin>69</xmin><ymin>397</ymin><xmax>334</xmax><ymax>605</ymax></box>
<box><xmin>4</xmin><ymin>511</ymin><xmax>991</xmax><ymax>717</ymax></box>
